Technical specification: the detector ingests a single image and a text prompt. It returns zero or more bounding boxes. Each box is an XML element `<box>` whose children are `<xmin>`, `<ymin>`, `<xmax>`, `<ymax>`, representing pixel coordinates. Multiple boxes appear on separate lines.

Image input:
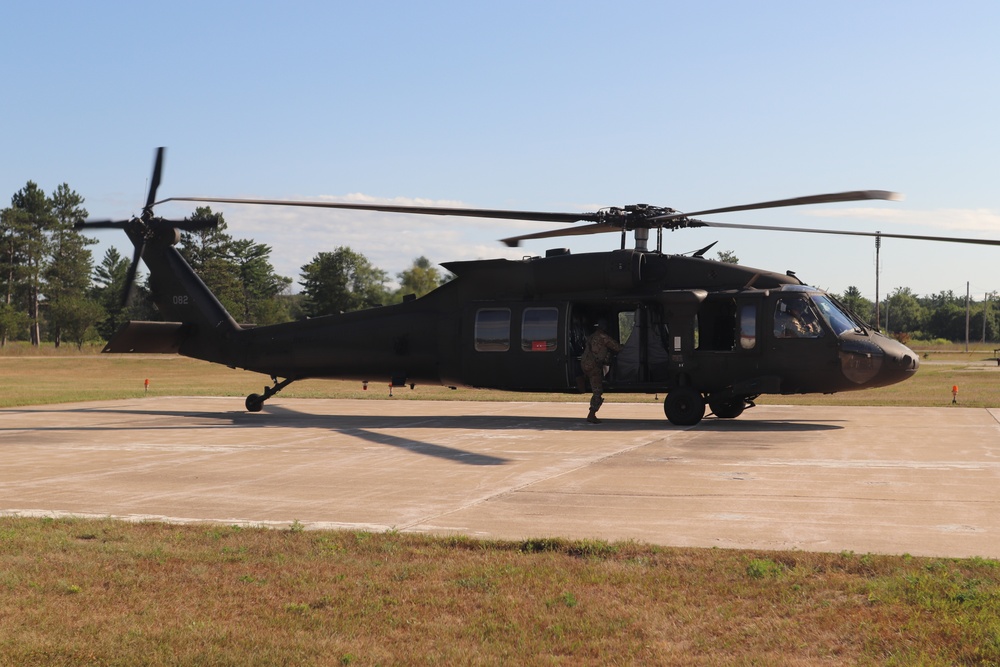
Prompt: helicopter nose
<box><xmin>839</xmin><ymin>334</ymin><xmax>918</xmax><ymax>388</ymax></box>
<box><xmin>874</xmin><ymin>336</ymin><xmax>920</xmax><ymax>387</ymax></box>
<box><xmin>881</xmin><ymin>338</ymin><xmax>920</xmax><ymax>379</ymax></box>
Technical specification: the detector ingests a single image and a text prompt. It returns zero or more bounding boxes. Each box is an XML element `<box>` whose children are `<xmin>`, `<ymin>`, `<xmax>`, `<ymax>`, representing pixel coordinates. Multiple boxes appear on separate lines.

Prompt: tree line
<box><xmin>1</xmin><ymin>181</ymin><xmax>994</xmax><ymax>349</ymax></box>
<box><xmin>839</xmin><ymin>285</ymin><xmax>998</xmax><ymax>344</ymax></box>
<box><xmin>1</xmin><ymin>182</ymin><xmax>447</xmax><ymax>349</ymax></box>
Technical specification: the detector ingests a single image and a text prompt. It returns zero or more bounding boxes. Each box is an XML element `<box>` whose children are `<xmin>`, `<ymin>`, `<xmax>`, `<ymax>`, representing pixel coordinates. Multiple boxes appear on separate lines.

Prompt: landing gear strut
<box><xmin>245</xmin><ymin>376</ymin><xmax>295</xmax><ymax>412</ymax></box>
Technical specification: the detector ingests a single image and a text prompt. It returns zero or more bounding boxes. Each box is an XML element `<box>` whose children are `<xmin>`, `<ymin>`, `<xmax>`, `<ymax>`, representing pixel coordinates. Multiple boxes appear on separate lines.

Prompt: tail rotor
<box><xmin>75</xmin><ymin>147</ymin><xmax>217</xmax><ymax>306</ymax></box>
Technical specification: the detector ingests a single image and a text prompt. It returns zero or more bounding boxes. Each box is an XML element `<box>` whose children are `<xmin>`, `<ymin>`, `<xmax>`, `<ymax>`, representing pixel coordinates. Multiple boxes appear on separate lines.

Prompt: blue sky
<box><xmin>2</xmin><ymin>1</ymin><xmax>998</xmax><ymax>300</ymax></box>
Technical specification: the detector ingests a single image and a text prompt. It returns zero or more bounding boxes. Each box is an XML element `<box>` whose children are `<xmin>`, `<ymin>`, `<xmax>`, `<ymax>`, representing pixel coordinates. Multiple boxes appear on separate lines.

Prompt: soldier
<box><xmin>580</xmin><ymin>320</ymin><xmax>622</xmax><ymax>424</ymax></box>
<box><xmin>774</xmin><ymin>297</ymin><xmax>821</xmax><ymax>338</ymax></box>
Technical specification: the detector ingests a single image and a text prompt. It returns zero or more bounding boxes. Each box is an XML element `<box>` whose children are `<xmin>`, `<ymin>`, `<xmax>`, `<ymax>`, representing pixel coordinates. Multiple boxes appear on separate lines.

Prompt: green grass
<box><xmin>2</xmin><ymin>518</ymin><xmax>1000</xmax><ymax>666</ymax></box>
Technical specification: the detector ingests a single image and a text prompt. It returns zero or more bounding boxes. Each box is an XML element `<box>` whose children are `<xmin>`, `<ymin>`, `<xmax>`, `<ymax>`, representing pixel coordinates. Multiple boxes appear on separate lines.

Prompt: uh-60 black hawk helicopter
<box><xmin>78</xmin><ymin>149</ymin><xmax>1000</xmax><ymax>426</ymax></box>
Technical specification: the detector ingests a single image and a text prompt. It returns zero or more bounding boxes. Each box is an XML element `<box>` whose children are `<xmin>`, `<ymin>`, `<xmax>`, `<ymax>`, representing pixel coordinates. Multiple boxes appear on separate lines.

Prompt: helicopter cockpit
<box><xmin>772</xmin><ymin>286</ymin><xmax>868</xmax><ymax>338</ymax></box>
<box><xmin>768</xmin><ymin>285</ymin><xmax>918</xmax><ymax>389</ymax></box>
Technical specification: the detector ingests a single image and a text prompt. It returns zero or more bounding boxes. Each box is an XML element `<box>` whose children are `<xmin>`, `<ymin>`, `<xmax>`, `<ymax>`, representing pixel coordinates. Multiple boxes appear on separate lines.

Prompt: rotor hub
<box><xmin>597</xmin><ymin>204</ymin><xmax>678</xmax><ymax>231</ymax></box>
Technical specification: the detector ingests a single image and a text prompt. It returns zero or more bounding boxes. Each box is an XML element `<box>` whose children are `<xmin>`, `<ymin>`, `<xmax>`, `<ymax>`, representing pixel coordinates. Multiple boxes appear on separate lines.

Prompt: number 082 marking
<box><xmin>172</xmin><ymin>295</ymin><xmax>189</xmax><ymax>305</ymax></box>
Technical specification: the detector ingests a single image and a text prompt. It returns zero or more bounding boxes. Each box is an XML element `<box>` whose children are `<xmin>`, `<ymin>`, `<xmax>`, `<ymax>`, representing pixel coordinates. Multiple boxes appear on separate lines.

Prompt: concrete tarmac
<box><xmin>1</xmin><ymin>397</ymin><xmax>998</xmax><ymax>558</ymax></box>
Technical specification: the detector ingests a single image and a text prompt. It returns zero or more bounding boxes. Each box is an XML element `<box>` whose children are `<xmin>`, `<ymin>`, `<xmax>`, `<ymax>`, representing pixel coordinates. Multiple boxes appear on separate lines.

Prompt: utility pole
<box><xmin>965</xmin><ymin>281</ymin><xmax>970</xmax><ymax>353</ymax></box>
<box><xmin>984</xmin><ymin>292</ymin><xmax>989</xmax><ymax>344</ymax></box>
<box><xmin>874</xmin><ymin>232</ymin><xmax>881</xmax><ymax>330</ymax></box>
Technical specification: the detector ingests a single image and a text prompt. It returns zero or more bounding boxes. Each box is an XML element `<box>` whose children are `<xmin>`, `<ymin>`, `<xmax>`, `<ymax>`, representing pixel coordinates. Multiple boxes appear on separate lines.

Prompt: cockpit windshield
<box><xmin>811</xmin><ymin>294</ymin><xmax>862</xmax><ymax>336</ymax></box>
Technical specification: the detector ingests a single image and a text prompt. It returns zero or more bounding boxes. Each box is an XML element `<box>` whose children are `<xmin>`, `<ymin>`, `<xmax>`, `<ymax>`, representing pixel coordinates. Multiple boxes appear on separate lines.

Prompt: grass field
<box><xmin>2</xmin><ymin>343</ymin><xmax>1000</xmax><ymax>665</ymax></box>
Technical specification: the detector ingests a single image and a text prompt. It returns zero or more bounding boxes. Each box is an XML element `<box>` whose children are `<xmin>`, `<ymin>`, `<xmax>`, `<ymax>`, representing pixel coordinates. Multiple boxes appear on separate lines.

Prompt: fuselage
<box><xmin>221</xmin><ymin>249</ymin><xmax>918</xmax><ymax>400</ymax></box>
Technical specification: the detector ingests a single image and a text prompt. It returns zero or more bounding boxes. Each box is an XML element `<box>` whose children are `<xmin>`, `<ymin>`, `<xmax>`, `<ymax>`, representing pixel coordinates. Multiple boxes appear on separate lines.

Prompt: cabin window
<box><xmin>475</xmin><ymin>308</ymin><xmax>511</xmax><ymax>351</ymax></box>
<box><xmin>739</xmin><ymin>304</ymin><xmax>757</xmax><ymax>350</ymax></box>
<box><xmin>521</xmin><ymin>307</ymin><xmax>558</xmax><ymax>352</ymax></box>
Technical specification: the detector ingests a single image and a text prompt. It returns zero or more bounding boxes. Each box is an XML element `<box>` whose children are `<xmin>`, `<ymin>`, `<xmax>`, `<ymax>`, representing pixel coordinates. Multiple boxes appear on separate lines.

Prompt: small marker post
<box><xmin>144</xmin><ymin>378</ymin><xmax>150</xmax><ymax>395</ymax></box>
<box><xmin>952</xmin><ymin>385</ymin><xmax>958</xmax><ymax>404</ymax></box>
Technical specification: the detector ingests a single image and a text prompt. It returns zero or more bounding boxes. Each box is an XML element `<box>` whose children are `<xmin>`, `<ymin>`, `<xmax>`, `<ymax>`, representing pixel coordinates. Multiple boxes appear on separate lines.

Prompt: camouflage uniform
<box><xmin>580</xmin><ymin>327</ymin><xmax>622</xmax><ymax>422</ymax></box>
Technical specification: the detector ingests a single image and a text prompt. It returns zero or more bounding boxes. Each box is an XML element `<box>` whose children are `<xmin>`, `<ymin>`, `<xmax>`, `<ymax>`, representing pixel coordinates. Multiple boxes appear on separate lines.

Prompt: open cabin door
<box><xmin>609</xmin><ymin>305</ymin><xmax>672</xmax><ymax>385</ymax></box>
<box><xmin>565</xmin><ymin>301</ymin><xmax>673</xmax><ymax>390</ymax></box>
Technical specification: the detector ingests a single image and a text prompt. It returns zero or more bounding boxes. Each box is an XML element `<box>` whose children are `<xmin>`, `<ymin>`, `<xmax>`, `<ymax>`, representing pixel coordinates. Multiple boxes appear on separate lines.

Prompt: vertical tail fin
<box><xmin>142</xmin><ymin>240</ymin><xmax>242</xmax><ymax>364</ymax></box>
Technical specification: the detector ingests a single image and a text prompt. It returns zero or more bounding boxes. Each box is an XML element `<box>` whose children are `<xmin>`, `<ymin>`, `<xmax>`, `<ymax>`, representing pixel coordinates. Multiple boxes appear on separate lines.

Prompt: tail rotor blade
<box><xmin>144</xmin><ymin>147</ymin><xmax>165</xmax><ymax>213</ymax></box>
<box><xmin>121</xmin><ymin>241</ymin><xmax>145</xmax><ymax>308</ymax></box>
<box><xmin>75</xmin><ymin>218</ymin><xmax>130</xmax><ymax>230</ymax></box>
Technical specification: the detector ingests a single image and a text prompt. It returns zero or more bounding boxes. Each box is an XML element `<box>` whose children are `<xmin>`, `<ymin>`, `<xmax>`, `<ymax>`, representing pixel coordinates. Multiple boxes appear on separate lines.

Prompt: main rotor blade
<box><xmin>174</xmin><ymin>220</ymin><xmax>218</xmax><ymax>231</ymax></box>
<box><xmin>652</xmin><ymin>190</ymin><xmax>903</xmax><ymax>222</ymax></box>
<box><xmin>144</xmin><ymin>147</ymin><xmax>165</xmax><ymax>212</ymax></box>
<box><xmin>157</xmin><ymin>196</ymin><xmax>597</xmax><ymax>225</ymax></box>
<box><xmin>501</xmin><ymin>223</ymin><xmax>618</xmax><ymax>247</ymax></box>
<box><xmin>693</xmin><ymin>219</ymin><xmax>1000</xmax><ymax>246</ymax></box>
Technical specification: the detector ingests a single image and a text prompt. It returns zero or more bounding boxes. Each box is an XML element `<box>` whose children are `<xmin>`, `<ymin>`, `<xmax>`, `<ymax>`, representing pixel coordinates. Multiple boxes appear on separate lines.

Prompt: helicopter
<box><xmin>77</xmin><ymin>148</ymin><xmax>1000</xmax><ymax>426</ymax></box>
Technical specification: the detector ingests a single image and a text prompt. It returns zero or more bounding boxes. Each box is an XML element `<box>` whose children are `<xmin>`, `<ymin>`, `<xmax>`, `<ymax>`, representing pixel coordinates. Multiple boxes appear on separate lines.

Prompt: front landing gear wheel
<box><xmin>663</xmin><ymin>387</ymin><xmax>706</xmax><ymax>426</ymax></box>
<box><xmin>245</xmin><ymin>393</ymin><xmax>264</xmax><ymax>413</ymax></box>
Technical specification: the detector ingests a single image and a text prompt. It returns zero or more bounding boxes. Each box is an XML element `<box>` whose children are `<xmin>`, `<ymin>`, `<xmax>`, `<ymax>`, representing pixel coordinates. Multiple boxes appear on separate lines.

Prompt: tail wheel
<box><xmin>245</xmin><ymin>393</ymin><xmax>264</xmax><ymax>413</ymax></box>
<box><xmin>709</xmin><ymin>399</ymin><xmax>745</xmax><ymax>419</ymax></box>
<box><xmin>663</xmin><ymin>387</ymin><xmax>706</xmax><ymax>426</ymax></box>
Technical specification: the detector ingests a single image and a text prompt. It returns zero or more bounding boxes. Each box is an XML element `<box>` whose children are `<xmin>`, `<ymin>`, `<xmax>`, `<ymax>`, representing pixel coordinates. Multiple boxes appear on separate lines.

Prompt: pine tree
<box><xmin>227</xmin><ymin>238</ymin><xmax>292</xmax><ymax>324</ymax></box>
<box><xmin>92</xmin><ymin>247</ymin><xmax>131</xmax><ymax>340</ymax></box>
<box><xmin>7</xmin><ymin>182</ymin><xmax>54</xmax><ymax>345</ymax></box>
<box><xmin>45</xmin><ymin>184</ymin><xmax>96</xmax><ymax>346</ymax></box>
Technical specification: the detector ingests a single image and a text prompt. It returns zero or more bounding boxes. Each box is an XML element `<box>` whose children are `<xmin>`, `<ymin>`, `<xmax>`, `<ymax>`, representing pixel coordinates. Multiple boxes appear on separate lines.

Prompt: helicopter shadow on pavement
<box><xmin>0</xmin><ymin>402</ymin><xmax>670</xmax><ymax>467</ymax></box>
<box><xmin>0</xmin><ymin>404</ymin><xmax>509</xmax><ymax>467</ymax></box>
<box><xmin>0</xmin><ymin>402</ymin><xmax>842</xmax><ymax>467</ymax></box>
<box><xmin>697</xmin><ymin>417</ymin><xmax>844</xmax><ymax>432</ymax></box>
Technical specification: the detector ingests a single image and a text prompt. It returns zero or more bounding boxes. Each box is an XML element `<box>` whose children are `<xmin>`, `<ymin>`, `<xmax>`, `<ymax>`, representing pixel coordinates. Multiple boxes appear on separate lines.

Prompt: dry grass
<box><xmin>2</xmin><ymin>518</ymin><xmax>1000</xmax><ymax>666</ymax></box>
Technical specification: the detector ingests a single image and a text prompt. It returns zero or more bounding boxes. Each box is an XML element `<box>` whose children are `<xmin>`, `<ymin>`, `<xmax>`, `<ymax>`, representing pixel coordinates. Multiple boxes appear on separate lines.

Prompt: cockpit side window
<box><xmin>773</xmin><ymin>296</ymin><xmax>823</xmax><ymax>339</ymax></box>
<box><xmin>811</xmin><ymin>294</ymin><xmax>861</xmax><ymax>336</ymax></box>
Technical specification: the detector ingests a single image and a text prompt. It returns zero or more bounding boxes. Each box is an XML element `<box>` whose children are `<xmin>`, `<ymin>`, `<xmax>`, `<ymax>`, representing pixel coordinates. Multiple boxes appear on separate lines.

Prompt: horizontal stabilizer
<box><xmin>103</xmin><ymin>321</ymin><xmax>190</xmax><ymax>354</ymax></box>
